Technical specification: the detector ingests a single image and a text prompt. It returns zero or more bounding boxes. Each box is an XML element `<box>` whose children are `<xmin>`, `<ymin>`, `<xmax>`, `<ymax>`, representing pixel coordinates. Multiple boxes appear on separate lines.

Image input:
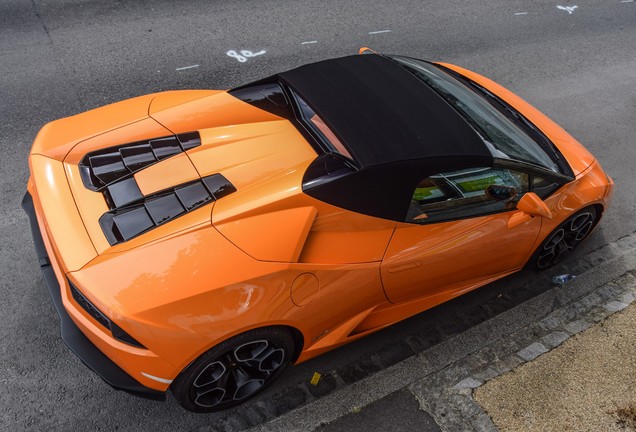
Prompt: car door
<box><xmin>381</xmin><ymin>166</ymin><xmax>542</xmax><ymax>304</ymax></box>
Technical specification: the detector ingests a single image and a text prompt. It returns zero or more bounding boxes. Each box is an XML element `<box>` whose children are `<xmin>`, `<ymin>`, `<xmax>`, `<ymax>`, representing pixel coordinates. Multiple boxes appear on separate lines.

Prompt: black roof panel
<box><xmin>279</xmin><ymin>55</ymin><xmax>490</xmax><ymax>168</ymax></box>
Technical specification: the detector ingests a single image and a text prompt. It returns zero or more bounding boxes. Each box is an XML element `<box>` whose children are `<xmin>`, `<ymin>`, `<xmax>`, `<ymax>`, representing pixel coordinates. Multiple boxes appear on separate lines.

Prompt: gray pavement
<box><xmin>1</xmin><ymin>1</ymin><xmax>635</xmax><ymax>431</ymax></box>
<box><xmin>316</xmin><ymin>389</ymin><xmax>440</xmax><ymax>432</ymax></box>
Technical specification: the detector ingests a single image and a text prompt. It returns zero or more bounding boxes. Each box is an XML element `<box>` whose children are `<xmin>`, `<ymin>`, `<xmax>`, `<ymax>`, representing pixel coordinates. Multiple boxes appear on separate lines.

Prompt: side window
<box><xmin>407</xmin><ymin>167</ymin><xmax>529</xmax><ymax>223</ymax></box>
<box><xmin>532</xmin><ymin>176</ymin><xmax>560</xmax><ymax>199</ymax></box>
<box><xmin>291</xmin><ymin>90</ymin><xmax>354</xmax><ymax>160</ymax></box>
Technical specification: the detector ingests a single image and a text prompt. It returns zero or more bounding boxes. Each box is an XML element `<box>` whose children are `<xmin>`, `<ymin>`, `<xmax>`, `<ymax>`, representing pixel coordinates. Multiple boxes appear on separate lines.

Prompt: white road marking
<box><xmin>301</xmin><ymin>41</ymin><xmax>318</xmax><ymax>45</ymax></box>
<box><xmin>175</xmin><ymin>64</ymin><xmax>199</xmax><ymax>71</ymax></box>
<box><xmin>514</xmin><ymin>12</ymin><xmax>528</xmax><ymax>15</ymax></box>
<box><xmin>557</xmin><ymin>5</ymin><xmax>578</xmax><ymax>14</ymax></box>
<box><xmin>368</xmin><ymin>30</ymin><xmax>391</xmax><ymax>34</ymax></box>
<box><xmin>621</xmin><ymin>0</ymin><xmax>633</xmax><ymax>3</ymax></box>
<box><xmin>226</xmin><ymin>49</ymin><xmax>266</xmax><ymax>63</ymax></box>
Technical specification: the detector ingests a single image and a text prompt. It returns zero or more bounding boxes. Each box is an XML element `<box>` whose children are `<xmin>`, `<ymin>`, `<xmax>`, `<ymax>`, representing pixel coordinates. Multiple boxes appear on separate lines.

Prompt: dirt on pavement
<box><xmin>475</xmin><ymin>302</ymin><xmax>636</xmax><ymax>432</ymax></box>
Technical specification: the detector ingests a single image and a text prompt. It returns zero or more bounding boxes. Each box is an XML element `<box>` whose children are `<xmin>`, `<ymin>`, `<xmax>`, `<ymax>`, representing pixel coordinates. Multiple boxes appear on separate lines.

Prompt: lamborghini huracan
<box><xmin>23</xmin><ymin>49</ymin><xmax>613</xmax><ymax>411</ymax></box>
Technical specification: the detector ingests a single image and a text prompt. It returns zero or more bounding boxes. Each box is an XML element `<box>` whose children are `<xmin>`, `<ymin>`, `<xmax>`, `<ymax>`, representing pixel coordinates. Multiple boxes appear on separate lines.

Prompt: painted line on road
<box><xmin>621</xmin><ymin>0</ymin><xmax>633</xmax><ymax>3</ymax></box>
<box><xmin>514</xmin><ymin>12</ymin><xmax>528</xmax><ymax>15</ymax></box>
<box><xmin>175</xmin><ymin>64</ymin><xmax>199</xmax><ymax>71</ymax></box>
<box><xmin>557</xmin><ymin>5</ymin><xmax>578</xmax><ymax>14</ymax></box>
<box><xmin>301</xmin><ymin>41</ymin><xmax>318</xmax><ymax>45</ymax></box>
<box><xmin>368</xmin><ymin>29</ymin><xmax>391</xmax><ymax>34</ymax></box>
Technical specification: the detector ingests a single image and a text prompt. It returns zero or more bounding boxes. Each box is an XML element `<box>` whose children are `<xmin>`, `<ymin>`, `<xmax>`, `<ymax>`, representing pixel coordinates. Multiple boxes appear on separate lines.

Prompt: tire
<box><xmin>529</xmin><ymin>206</ymin><xmax>598</xmax><ymax>270</ymax></box>
<box><xmin>171</xmin><ymin>327</ymin><xmax>295</xmax><ymax>412</ymax></box>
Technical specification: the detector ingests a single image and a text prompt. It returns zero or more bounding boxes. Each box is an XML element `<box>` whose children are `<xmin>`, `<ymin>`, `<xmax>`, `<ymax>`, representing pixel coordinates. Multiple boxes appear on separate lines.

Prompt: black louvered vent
<box><xmin>80</xmin><ymin>132</ymin><xmax>237</xmax><ymax>245</ymax></box>
<box><xmin>69</xmin><ymin>279</ymin><xmax>111</xmax><ymax>330</ymax></box>
<box><xmin>99</xmin><ymin>174</ymin><xmax>237</xmax><ymax>246</ymax></box>
<box><xmin>79</xmin><ymin>132</ymin><xmax>202</xmax><ymax>191</ymax></box>
<box><xmin>68</xmin><ymin>278</ymin><xmax>146</xmax><ymax>348</ymax></box>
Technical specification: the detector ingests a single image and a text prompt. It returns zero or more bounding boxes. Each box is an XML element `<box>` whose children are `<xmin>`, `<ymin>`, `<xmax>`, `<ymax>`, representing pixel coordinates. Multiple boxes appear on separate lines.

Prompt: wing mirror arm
<box><xmin>508</xmin><ymin>192</ymin><xmax>553</xmax><ymax>228</ymax></box>
<box><xmin>517</xmin><ymin>192</ymin><xmax>553</xmax><ymax>219</ymax></box>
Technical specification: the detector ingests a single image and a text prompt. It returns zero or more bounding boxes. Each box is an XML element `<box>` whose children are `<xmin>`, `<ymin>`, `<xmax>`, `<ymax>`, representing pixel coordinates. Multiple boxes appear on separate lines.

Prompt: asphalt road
<box><xmin>1</xmin><ymin>0</ymin><xmax>634</xmax><ymax>430</ymax></box>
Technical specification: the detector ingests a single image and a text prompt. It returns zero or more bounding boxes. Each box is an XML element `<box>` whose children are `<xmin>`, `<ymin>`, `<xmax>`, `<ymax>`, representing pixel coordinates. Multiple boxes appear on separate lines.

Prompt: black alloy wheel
<box><xmin>531</xmin><ymin>206</ymin><xmax>598</xmax><ymax>270</ymax></box>
<box><xmin>171</xmin><ymin>327</ymin><xmax>295</xmax><ymax>412</ymax></box>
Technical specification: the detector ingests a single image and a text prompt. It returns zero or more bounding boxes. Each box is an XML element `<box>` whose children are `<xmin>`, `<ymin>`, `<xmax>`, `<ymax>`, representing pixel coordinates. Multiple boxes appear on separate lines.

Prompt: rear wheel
<box><xmin>171</xmin><ymin>327</ymin><xmax>295</xmax><ymax>412</ymax></box>
<box><xmin>530</xmin><ymin>206</ymin><xmax>598</xmax><ymax>270</ymax></box>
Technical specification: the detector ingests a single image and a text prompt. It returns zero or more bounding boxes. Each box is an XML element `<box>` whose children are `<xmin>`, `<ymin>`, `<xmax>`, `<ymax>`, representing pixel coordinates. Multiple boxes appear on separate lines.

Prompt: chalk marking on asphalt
<box><xmin>175</xmin><ymin>64</ymin><xmax>199</xmax><ymax>71</ymax></box>
<box><xmin>557</xmin><ymin>5</ymin><xmax>578</xmax><ymax>14</ymax></box>
<box><xmin>301</xmin><ymin>41</ymin><xmax>318</xmax><ymax>45</ymax></box>
<box><xmin>368</xmin><ymin>29</ymin><xmax>391</xmax><ymax>34</ymax></box>
<box><xmin>227</xmin><ymin>49</ymin><xmax>266</xmax><ymax>63</ymax></box>
<box><xmin>514</xmin><ymin>12</ymin><xmax>528</xmax><ymax>15</ymax></box>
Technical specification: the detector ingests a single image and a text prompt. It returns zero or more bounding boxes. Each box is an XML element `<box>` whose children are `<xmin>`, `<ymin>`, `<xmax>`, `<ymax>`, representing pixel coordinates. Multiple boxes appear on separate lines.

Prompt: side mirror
<box><xmin>517</xmin><ymin>192</ymin><xmax>553</xmax><ymax>219</ymax></box>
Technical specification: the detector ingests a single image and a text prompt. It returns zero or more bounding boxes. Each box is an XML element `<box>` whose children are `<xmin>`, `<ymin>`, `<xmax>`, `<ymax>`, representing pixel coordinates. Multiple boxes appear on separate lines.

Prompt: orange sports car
<box><xmin>23</xmin><ymin>50</ymin><xmax>613</xmax><ymax>411</ymax></box>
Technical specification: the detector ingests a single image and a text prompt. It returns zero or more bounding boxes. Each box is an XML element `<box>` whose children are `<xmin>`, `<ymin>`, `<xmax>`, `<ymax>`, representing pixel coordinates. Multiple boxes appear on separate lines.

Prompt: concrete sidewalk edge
<box><xmin>412</xmin><ymin>250</ymin><xmax>636</xmax><ymax>431</ymax></box>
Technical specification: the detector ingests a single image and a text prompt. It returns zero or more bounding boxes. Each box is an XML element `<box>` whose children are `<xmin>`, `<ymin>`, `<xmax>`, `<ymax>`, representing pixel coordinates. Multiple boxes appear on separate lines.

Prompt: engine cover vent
<box><xmin>98</xmin><ymin>173</ymin><xmax>236</xmax><ymax>245</ymax></box>
<box><xmin>79</xmin><ymin>132</ymin><xmax>202</xmax><ymax>191</ymax></box>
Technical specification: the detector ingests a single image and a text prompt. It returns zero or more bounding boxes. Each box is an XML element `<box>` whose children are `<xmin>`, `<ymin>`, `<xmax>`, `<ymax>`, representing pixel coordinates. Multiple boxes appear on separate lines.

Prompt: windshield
<box><xmin>392</xmin><ymin>56</ymin><xmax>560</xmax><ymax>173</ymax></box>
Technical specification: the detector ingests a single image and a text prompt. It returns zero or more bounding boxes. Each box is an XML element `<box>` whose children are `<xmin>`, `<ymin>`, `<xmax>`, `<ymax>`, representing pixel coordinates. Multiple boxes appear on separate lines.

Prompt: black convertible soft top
<box><xmin>230</xmin><ymin>54</ymin><xmax>497</xmax><ymax>221</ymax></box>
<box><xmin>278</xmin><ymin>54</ymin><xmax>490</xmax><ymax>168</ymax></box>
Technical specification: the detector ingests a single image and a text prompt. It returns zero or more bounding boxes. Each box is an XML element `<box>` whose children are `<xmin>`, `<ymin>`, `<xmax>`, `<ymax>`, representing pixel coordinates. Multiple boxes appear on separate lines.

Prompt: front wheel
<box><xmin>530</xmin><ymin>206</ymin><xmax>598</xmax><ymax>270</ymax></box>
<box><xmin>171</xmin><ymin>327</ymin><xmax>295</xmax><ymax>412</ymax></box>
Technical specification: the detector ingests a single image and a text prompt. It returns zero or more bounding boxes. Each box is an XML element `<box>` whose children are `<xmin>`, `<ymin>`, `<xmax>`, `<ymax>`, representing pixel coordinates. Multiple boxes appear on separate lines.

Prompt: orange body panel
<box><xmin>63</xmin><ymin>117</ymin><xmax>173</xmax><ymax>165</ymax></box>
<box><xmin>150</xmin><ymin>91</ymin><xmax>283</xmax><ymax>134</ymax></box>
<box><xmin>299</xmin><ymin>203</ymin><xmax>397</xmax><ymax>264</ymax></box>
<box><xmin>31</xmin><ymin>94</ymin><xmax>157</xmax><ymax>160</ymax></box>
<box><xmin>134</xmin><ymin>153</ymin><xmax>199</xmax><ymax>195</ymax></box>
<box><xmin>25</xmin><ymin>56</ymin><xmax>614</xmax><ymax>399</ymax></box>
<box><xmin>382</xmin><ymin>212</ymin><xmax>541</xmax><ymax>304</ymax></box>
<box><xmin>215</xmin><ymin>206</ymin><xmax>318</xmax><ymax>262</ymax></box>
<box><xmin>149</xmin><ymin>90</ymin><xmax>221</xmax><ymax>113</ymax></box>
<box><xmin>188</xmin><ymin>121</ymin><xmax>317</xmax><ymax>194</ymax></box>
<box><xmin>352</xmin><ymin>270</ymin><xmax>514</xmax><ymax>335</ymax></box>
<box><xmin>30</xmin><ymin>155</ymin><xmax>97</xmax><ymax>271</ymax></box>
<box><xmin>290</xmin><ymin>273</ymin><xmax>320</xmax><ymax>306</ymax></box>
<box><xmin>64</xmin><ymin>163</ymin><xmax>111</xmax><ymax>253</ymax></box>
<box><xmin>538</xmin><ymin>159</ymin><xmax>612</xmax><ymax>240</ymax></box>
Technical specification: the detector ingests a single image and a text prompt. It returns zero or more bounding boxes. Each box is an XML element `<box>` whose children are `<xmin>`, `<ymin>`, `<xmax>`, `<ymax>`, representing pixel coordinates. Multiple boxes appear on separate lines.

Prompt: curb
<box><xmin>412</xmin><ymin>266</ymin><xmax>636</xmax><ymax>431</ymax></box>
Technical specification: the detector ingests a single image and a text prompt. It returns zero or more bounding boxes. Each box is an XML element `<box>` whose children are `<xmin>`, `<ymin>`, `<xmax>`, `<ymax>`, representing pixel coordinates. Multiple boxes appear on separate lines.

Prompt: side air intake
<box><xmin>68</xmin><ymin>278</ymin><xmax>146</xmax><ymax>348</ymax></box>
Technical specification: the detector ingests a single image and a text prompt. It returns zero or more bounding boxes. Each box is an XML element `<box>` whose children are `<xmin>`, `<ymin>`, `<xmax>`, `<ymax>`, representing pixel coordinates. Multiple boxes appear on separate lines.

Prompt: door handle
<box><xmin>387</xmin><ymin>262</ymin><xmax>421</xmax><ymax>273</ymax></box>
